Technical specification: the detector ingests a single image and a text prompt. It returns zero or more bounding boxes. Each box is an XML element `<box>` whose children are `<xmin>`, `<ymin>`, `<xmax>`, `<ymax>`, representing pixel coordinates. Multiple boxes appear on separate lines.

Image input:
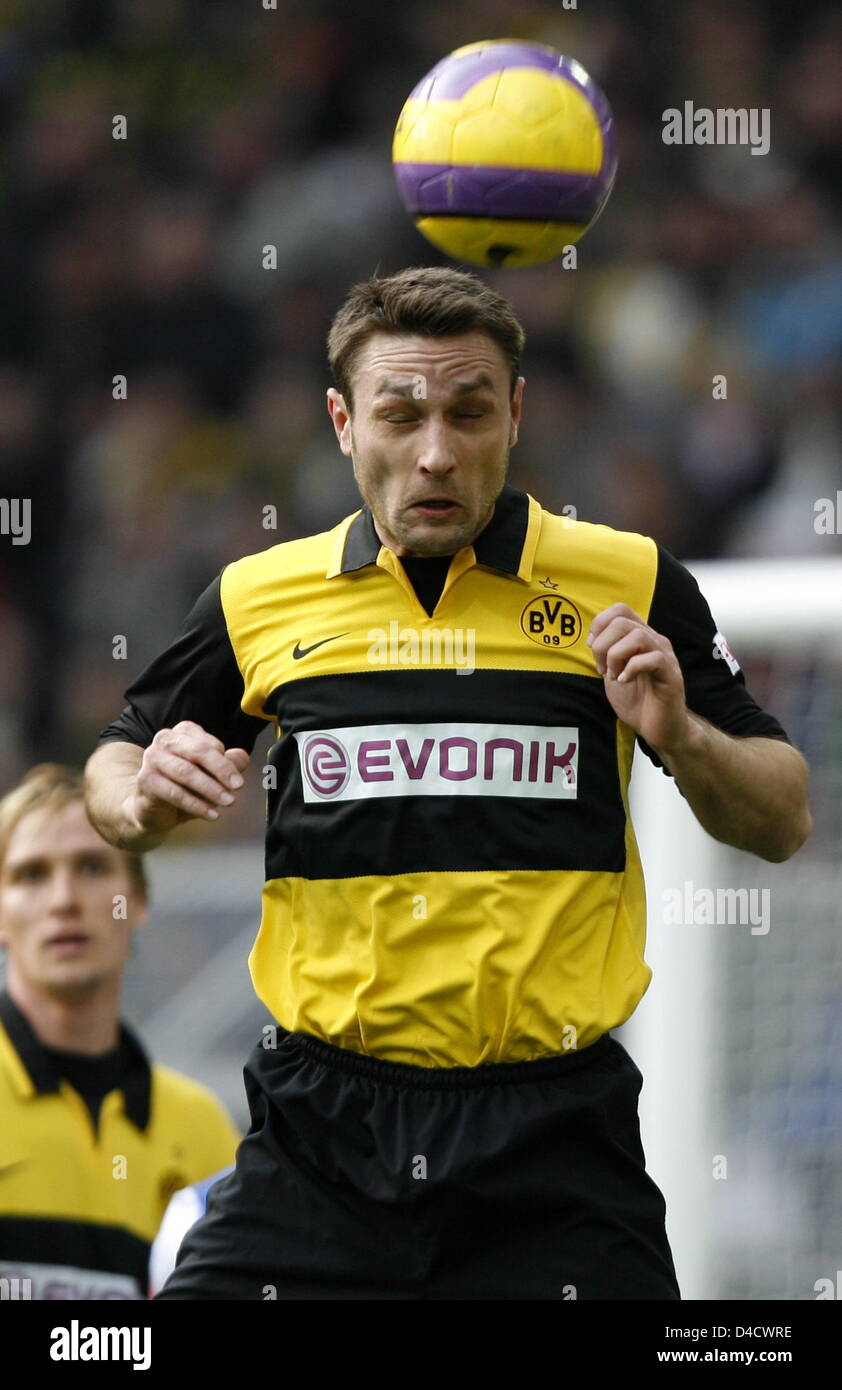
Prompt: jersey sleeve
<box><xmin>97</xmin><ymin>572</ymin><xmax>269</xmax><ymax>753</ymax></box>
<box><xmin>148</xmin><ymin>1164</ymin><xmax>234</xmax><ymax>1297</ymax></box>
<box><xmin>636</xmin><ymin>544</ymin><xmax>793</xmax><ymax>776</ymax></box>
<box><xmin>148</xmin><ymin>1184</ymin><xmax>205</xmax><ymax>1297</ymax></box>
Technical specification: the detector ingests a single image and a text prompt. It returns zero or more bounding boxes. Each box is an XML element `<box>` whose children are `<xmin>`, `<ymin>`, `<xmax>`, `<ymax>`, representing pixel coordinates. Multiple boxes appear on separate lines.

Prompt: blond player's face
<box><xmin>327</xmin><ymin>332</ymin><xmax>524</xmax><ymax>557</ymax></box>
<box><xmin>0</xmin><ymin>801</ymin><xmax>145</xmax><ymax>999</ymax></box>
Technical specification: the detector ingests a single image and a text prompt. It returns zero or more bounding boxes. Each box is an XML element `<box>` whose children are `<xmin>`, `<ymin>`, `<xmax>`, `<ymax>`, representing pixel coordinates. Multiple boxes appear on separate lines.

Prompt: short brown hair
<box><xmin>327</xmin><ymin>265</ymin><xmax>526</xmax><ymax>410</ymax></box>
<box><xmin>0</xmin><ymin>764</ymin><xmax>147</xmax><ymax>902</ymax></box>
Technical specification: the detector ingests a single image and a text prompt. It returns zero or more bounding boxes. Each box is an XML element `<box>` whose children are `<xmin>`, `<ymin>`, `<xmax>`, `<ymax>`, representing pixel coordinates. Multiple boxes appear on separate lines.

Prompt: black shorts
<box><xmin>156</xmin><ymin>1029</ymin><xmax>680</xmax><ymax>1300</ymax></box>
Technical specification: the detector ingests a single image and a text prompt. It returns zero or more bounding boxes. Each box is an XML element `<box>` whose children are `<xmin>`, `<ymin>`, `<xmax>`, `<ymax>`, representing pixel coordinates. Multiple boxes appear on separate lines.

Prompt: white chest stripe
<box><xmin>0</xmin><ymin>1260</ymin><xmax>141</xmax><ymax>1300</ymax></box>
<box><xmin>295</xmin><ymin>722</ymin><xmax>579</xmax><ymax>803</ymax></box>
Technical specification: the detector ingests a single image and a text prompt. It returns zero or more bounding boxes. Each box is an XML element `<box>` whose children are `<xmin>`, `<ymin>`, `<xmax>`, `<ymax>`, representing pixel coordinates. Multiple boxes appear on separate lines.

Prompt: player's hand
<box><xmin>587</xmin><ymin>603</ymin><xmax>690</xmax><ymax>755</ymax></box>
<box><xmin>122</xmin><ymin>721</ymin><xmax>251</xmax><ymax>833</ymax></box>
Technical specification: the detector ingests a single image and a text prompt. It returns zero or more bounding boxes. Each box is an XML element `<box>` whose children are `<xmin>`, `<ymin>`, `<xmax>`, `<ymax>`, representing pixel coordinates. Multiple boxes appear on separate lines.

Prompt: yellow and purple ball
<box><xmin>392</xmin><ymin>40</ymin><xmax>617</xmax><ymax>268</ymax></box>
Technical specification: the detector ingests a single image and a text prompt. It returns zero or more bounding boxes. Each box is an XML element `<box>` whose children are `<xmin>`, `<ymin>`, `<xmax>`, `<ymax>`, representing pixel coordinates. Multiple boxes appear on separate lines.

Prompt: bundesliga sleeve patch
<box><xmin>712</xmin><ymin>630</ymin><xmax>740</xmax><ymax>676</ymax></box>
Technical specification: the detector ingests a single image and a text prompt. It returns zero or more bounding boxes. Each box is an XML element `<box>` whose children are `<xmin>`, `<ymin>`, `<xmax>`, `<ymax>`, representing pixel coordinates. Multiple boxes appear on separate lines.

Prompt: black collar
<box><xmin>338</xmin><ymin>482</ymin><xmax>532</xmax><ymax>577</ymax></box>
<box><xmin>0</xmin><ymin>990</ymin><xmax>152</xmax><ymax>1131</ymax></box>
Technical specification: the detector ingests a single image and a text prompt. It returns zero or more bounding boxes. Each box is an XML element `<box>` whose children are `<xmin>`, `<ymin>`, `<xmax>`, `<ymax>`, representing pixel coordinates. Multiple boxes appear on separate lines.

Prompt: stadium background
<box><xmin>0</xmin><ymin>0</ymin><xmax>839</xmax><ymax>1299</ymax></box>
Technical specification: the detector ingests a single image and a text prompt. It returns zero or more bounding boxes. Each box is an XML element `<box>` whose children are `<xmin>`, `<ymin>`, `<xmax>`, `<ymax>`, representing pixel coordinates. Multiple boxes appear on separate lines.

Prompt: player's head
<box><xmin>0</xmin><ymin>764</ymin><xmax>148</xmax><ymax>1002</ymax></box>
<box><xmin>326</xmin><ymin>266</ymin><xmax>526</xmax><ymax>556</ymax></box>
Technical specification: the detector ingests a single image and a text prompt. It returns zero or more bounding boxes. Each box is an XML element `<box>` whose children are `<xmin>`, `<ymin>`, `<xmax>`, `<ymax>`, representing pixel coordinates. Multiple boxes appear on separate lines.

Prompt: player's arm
<box><xmin>643</xmin><ymin>715</ymin><xmax>808</xmax><ymax>863</ymax></box>
<box><xmin>589</xmin><ymin>549</ymin><xmax>812</xmax><ymax>864</ymax></box>
<box><xmin>84</xmin><ymin>573</ymin><xmax>267</xmax><ymax>853</ymax></box>
<box><xmin>85</xmin><ymin>725</ymin><xmax>250</xmax><ymax>852</ymax></box>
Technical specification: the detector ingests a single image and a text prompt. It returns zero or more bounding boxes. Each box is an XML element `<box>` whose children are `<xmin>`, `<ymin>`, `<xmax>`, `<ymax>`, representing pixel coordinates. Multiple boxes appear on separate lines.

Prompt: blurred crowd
<box><xmin>0</xmin><ymin>0</ymin><xmax>840</xmax><ymax>811</ymax></box>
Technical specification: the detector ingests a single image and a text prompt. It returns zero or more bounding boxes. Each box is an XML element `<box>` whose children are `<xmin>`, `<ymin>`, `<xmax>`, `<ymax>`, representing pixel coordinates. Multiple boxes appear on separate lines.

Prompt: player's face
<box><xmin>0</xmin><ymin>801</ymin><xmax>145</xmax><ymax>999</ymax></box>
<box><xmin>327</xmin><ymin>331</ymin><xmax>524</xmax><ymax>556</ymax></box>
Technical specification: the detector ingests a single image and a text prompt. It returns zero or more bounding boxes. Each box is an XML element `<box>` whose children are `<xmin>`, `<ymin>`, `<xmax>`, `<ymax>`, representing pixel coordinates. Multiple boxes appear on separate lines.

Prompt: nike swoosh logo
<box><xmin>292</xmin><ymin>633</ymin><xmax>350</xmax><ymax>660</ymax></box>
<box><xmin>0</xmin><ymin>1160</ymin><xmax>26</xmax><ymax>1178</ymax></box>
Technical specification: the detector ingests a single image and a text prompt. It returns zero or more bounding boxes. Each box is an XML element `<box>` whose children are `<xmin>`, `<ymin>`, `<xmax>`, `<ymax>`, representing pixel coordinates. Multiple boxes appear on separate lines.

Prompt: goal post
<box><xmin>621</xmin><ymin>556</ymin><xmax>842</xmax><ymax>1301</ymax></box>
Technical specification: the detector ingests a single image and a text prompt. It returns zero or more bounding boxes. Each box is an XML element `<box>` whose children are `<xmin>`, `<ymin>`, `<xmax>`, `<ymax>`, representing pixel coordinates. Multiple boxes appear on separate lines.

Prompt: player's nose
<box><xmin>47</xmin><ymin>866</ymin><xmax>81</xmax><ymax>912</ymax></box>
<box><xmin>415</xmin><ymin>416</ymin><xmax>458</xmax><ymax>473</ymax></box>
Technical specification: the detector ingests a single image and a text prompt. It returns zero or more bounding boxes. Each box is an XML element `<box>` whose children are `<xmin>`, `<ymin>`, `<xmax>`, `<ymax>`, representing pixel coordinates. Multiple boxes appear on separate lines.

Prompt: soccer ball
<box><xmin>392</xmin><ymin>39</ymin><xmax>617</xmax><ymax>269</ymax></box>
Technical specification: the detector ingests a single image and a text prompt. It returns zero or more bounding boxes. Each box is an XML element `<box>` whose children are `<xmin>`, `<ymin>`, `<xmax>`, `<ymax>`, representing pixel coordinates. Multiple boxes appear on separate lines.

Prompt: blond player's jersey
<box><xmin>0</xmin><ymin>995</ymin><xmax>240</xmax><ymax>1299</ymax></box>
<box><xmin>99</xmin><ymin>485</ymin><xmax>791</xmax><ymax>1067</ymax></box>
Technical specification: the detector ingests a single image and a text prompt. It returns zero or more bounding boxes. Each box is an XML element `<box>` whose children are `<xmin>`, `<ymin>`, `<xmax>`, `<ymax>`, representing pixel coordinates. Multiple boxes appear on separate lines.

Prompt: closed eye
<box><xmin>380</xmin><ymin>409</ymin><xmax>488</xmax><ymax>425</ymax></box>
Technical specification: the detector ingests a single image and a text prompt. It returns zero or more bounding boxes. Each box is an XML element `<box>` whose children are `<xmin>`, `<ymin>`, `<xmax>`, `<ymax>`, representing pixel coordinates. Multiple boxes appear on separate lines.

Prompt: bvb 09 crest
<box><xmin>520</xmin><ymin>594</ymin><xmax>582</xmax><ymax>649</ymax></box>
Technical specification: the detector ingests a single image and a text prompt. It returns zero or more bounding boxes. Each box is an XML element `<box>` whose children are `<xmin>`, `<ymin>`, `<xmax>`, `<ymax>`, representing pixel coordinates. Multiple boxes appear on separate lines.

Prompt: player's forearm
<box><xmin>84</xmin><ymin>743</ymin><xmax>170</xmax><ymax>852</ymax></box>
<box><xmin>653</xmin><ymin>714</ymin><xmax>812</xmax><ymax>863</ymax></box>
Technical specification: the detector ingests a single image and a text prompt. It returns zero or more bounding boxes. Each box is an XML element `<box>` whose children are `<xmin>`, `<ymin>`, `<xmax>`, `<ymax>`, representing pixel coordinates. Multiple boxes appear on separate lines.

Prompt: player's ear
<box><xmin>509</xmin><ymin>376</ymin><xmax>525</xmax><ymax>446</ymax></box>
<box><xmin>326</xmin><ymin>388</ymin><xmax>353</xmax><ymax>456</ymax></box>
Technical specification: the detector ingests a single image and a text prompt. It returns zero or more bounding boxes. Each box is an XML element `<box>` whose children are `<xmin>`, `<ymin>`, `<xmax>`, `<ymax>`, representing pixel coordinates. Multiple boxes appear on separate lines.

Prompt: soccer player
<box><xmin>0</xmin><ymin>764</ymin><xmax>240</xmax><ymax>1300</ymax></box>
<box><xmin>84</xmin><ymin>266</ymin><xmax>811</xmax><ymax>1300</ymax></box>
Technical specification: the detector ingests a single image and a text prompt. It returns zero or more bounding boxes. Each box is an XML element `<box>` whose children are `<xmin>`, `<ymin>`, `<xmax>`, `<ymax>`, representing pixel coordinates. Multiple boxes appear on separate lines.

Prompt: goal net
<box><xmin>620</xmin><ymin>556</ymin><xmax>842</xmax><ymax>1301</ymax></box>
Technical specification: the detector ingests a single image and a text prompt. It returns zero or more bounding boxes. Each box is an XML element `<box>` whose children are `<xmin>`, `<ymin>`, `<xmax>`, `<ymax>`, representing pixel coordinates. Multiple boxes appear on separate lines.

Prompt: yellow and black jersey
<box><xmin>99</xmin><ymin>485</ymin><xmax>792</xmax><ymax>1067</ymax></box>
<box><xmin>0</xmin><ymin>993</ymin><xmax>240</xmax><ymax>1299</ymax></box>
